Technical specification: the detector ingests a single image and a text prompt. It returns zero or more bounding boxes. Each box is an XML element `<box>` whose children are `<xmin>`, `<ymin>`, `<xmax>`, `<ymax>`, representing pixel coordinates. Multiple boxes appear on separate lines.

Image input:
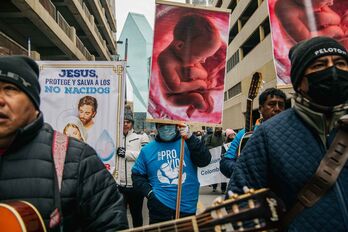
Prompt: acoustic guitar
<box><xmin>121</xmin><ymin>188</ymin><xmax>286</xmax><ymax>232</ymax></box>
<box><xmin>0</xmin><ymin>201</ymin><xmax>46</xmax><ymax>232</ymax></box>
<box><xmin>237</xmin><ymin>72</ymin><xmax>263</xmax><ymax>156</ymax></box>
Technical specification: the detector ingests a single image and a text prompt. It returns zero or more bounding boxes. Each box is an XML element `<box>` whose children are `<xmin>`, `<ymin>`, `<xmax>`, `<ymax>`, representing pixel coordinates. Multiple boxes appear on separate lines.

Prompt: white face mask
<box><xmin>157</xmin><ymin>125</ymin><xmax>177</xmax><ymax>141</ymax></box>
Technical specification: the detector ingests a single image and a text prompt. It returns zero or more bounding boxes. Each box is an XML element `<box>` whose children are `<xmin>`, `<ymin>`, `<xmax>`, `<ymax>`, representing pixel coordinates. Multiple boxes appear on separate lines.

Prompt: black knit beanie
<box><xmin>289</xmin><ymin>36</ymin><xmax>348</xmax><ymax>91</ymax></box>
<box><xmin>124</xmin><ymin>107</ymin><xmax>134</xmax><ymax>123</ymax></box>
<box><xmin>0</xmin><ymin>56</ymin><xmax>40</xmax><ymax>109</ymax></box>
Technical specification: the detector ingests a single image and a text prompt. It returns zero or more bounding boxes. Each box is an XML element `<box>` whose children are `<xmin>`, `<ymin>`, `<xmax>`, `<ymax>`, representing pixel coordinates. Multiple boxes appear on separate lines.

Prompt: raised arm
<box><xmin>186</xmin><ymin>135</ymin><xmax>211</xmax><ymax>167</ymax></box>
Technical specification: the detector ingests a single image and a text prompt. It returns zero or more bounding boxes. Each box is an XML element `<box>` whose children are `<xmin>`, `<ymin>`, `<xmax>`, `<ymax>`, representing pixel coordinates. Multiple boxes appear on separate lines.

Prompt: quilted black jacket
<box><xmin>227</xmin><ymin>109</ymin><xmax>348</xmax><ymax>231</ymax></box>
<box><xmin>0</xmin><ymin>113</ymin><xmax>128</xmax><ymax>231</ymax></box>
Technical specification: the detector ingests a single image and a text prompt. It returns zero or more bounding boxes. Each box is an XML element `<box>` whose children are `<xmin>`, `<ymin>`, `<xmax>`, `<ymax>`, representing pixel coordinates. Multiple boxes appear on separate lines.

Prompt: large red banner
<box><xmin>268</xmin><ymin>0</ymin><xmax>348</xmax><ymax>85</ymax></box>
<box><xmin>147</xmin><ymin>2</ymin><xmax>230</xmax><ymax>125</ymax></box>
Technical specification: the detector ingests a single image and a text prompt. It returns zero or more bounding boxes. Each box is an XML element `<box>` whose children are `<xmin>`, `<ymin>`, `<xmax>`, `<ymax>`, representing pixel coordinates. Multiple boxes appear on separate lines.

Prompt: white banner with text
<box><xmin>198</xmin><ymin>146</ymin><xmax>229</xmax><ymax>186</ymax></box>
<box><xmin>38</xmin><ymin>61</ymin><xmax>126</xmax><ymax>175</ymax></box>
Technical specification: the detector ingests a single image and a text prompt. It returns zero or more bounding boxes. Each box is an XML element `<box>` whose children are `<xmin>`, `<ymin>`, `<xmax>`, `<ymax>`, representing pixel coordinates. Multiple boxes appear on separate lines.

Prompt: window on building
<box><xmin>147</xmin><ymin>57</ymin><xmax>151</xmax><ymax>76</ymax></box>
<box><xmin>261</xmin><ymin>17</ymin><xmax>271</xmax><ymax>37</ymax></box>
<box><xmin>224</xmin><ymin>91</ymin><xmax>227</xmax><ymax>101</ymax></box>
<box><xmin>229</xmin><ymin>22</ymin><xmax>238</xmax><ymax>44</ymax></box>
<box><xmin>241</xmin><ymin>28</ymin><xmax>260</xmax><ymax>57</ymax></box>
<box><xmin>227</xmin><ymin>0</ymin><xmax>237</xmax><ymax>12</ymax></box>
<box><xmin>227</xmin><ymin>50</ymin><xmax>240</xmax><ymax>73</ymax></box>
<box><xmin>227</xmin><ymin>58</ymin><xmax>232</xmax><ymax>73</ymax></box>
<box><xmin>239</xmin><ymin>0</ymin><xmax>258</xmax><ymax>28</ymax></box>
<box><xmin>216</xmin><ymin>0</ymin><xmax>222</xmax><ymax>7</ymax></box>
<box><xmin>227</xmin><ymin>82</ymin><xmax>241</xmax><ymax>100</ymax></box>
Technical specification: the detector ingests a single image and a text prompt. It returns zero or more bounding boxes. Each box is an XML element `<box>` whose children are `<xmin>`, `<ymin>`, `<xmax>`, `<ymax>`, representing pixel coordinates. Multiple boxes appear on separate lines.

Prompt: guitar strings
<box><xmin>133</xmin><ymin>212</ymin><xmax>214</xmax><ymax>232</ymax></box>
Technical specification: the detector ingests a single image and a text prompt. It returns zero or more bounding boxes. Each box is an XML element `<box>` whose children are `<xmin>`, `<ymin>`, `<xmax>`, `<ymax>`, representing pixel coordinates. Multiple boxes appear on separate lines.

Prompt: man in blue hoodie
<box><xmin>132</xmin><ymin>123</ymin><xmax>211</xmax><ymax>224</ymax></box>
<box><xmin>220</xmin><ymin>87</ymin><xmax>286</xmax><ymax>178</ymax></box>
<box><xmin>227</xmin><ymin>36</ymin><xmax>348</xmax><ymax>231</ymax></box>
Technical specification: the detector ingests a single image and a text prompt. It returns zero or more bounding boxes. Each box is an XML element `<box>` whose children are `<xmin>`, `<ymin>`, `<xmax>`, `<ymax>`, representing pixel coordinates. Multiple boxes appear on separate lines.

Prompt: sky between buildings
<box><xmin>115</xmin><ymin>0</ymin><xmax>185</xmax><ymax>40</ymax></box>
<box><xmin>115</xmin><ymin>0</ymin><xmax>186</xmax><ymax>106</ymax></box>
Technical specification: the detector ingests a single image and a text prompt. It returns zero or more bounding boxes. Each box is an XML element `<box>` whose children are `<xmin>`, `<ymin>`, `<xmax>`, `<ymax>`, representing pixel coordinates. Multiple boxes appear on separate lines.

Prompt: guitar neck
<box><xmin>121</xmin><ymin>188</ymin><xmax>285</xmax><ymax>232</ymax></box>
<box><xmin>123</xmin><ymin>211</ymin><xmax>217</xmax><ymax>232</ymax></box>
<box><xmin>245</xmin><ymin>99</ymin><xmax>253</xmax><ymax>132</ymax></box>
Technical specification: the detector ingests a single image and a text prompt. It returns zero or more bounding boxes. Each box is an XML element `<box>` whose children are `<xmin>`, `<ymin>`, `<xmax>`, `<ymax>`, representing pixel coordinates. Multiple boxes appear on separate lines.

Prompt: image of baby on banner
<box><xmin>147</xmin><ymin>1</ymin><xmax>230</xmax><ymax>125</ymax></box>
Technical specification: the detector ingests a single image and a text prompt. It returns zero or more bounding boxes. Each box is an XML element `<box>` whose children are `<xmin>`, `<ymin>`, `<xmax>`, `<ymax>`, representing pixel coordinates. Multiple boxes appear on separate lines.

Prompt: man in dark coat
<box><xmin>0</xmin><ymin>56</ymin><xmax>128</xmax><ymax>231</ymax></box>
<box><xmin>205</xmin><ymin>126</ymin><xmax>226</xmax><ymax>193</ymax></box>
<box><xmin>227</xmin><ymin>36</ymin><xmax>348</xmax><ymax>231</ymax></box>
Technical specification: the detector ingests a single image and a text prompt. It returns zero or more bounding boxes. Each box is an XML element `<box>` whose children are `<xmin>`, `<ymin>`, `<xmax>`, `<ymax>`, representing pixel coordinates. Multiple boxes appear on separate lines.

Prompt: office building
<box><xmin>118</xmin><ymin>12</ymin><xmax>153</xmax><ymax>113</ymax></box>
<box><xmin>213</xmin><ymin>0</ymin><xmax>292</xmax><ymax>130</ymax></box>
<box><xmin>186</xmin><ymin>0</ymin><xmax>214</xmax><ymax>5</ymax></box>
<box><xmin>0</xmin><ymin>0</ymin><xmax>117</xmax><ymax>61</ymax></box>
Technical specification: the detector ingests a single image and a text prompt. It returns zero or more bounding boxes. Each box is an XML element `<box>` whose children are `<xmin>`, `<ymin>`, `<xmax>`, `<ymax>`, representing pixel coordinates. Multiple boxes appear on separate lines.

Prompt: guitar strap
<box><xmin>49</xmin><ymin>131</ymin><xmax>68</xmax><ymax>231</ymax></box>
<box><xmin>282</xmin><ymin>115</ymin><xmax>348</xmax><ymax>227</ymax></box>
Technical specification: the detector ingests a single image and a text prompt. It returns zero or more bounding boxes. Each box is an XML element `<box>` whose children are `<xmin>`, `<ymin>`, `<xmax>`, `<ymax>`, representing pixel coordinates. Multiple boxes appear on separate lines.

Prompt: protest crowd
<box><xmin>0</xmin><ymin>2</ymin><xmax>347</xmax><ymax>231</ymax></box>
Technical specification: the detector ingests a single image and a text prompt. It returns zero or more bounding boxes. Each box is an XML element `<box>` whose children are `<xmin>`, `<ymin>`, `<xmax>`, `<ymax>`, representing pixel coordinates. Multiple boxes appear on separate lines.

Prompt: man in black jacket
<box><xmin>0</xmin><ymin>56</ymin><xmax>128</xmax><ymax>231</ymax></box>
<box><xmin>132</xmin><ymin>123</ymin><xmax>211</xmax><ymax>224</ymax></box>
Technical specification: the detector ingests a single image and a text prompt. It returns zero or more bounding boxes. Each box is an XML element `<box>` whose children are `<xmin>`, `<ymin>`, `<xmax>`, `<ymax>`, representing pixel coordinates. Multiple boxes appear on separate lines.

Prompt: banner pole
<box><xmin>175</xmin><ymin>137</ymin><xmax>185</xmax><ymax>219</ymax></box>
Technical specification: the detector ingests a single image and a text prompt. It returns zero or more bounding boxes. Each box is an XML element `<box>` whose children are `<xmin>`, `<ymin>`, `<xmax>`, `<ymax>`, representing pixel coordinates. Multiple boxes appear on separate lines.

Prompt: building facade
<box><xmin>213</xmin><ymin>0</ymin><xmax>292</xmax><ymax>130</ymax></box>
<box><xmin>0</xmin><ymin>0</ymin><xmax>117</xmax><ymax>61</ymax></box>
<box><xmin>186</xmin><ymin>0</ymin><xmax>214</xmax><ymax>5</ymax></box>
<box><xmin>118</xmin><ymin>12</ymin><xmax>153</xmax><ymax>113</ymax></box>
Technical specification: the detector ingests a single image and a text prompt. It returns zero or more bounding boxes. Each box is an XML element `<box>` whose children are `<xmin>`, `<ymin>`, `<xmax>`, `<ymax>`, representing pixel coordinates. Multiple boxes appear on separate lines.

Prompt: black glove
<box><xmin>117</xmin><ymin>147</ymin><xmax>126</xmax><ymax>158</ymax></box>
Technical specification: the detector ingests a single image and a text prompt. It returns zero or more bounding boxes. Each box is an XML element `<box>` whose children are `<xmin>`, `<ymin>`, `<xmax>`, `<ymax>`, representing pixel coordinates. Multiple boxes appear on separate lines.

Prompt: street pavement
<box><xmin>126</xmin><ymin>185</ymin><xmax>227</xmax><ymax>228</ymax></box>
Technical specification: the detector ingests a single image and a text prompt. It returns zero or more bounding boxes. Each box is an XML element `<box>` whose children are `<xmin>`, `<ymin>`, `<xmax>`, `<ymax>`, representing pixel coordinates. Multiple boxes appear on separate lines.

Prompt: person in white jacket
<box><xmin>117</xmin><ymin>107</ymin><xmax>149</xmax><ymax>227</ymax></box>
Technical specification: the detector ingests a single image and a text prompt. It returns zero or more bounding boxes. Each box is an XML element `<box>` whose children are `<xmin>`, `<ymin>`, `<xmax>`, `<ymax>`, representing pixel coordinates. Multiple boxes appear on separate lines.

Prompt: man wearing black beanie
<box><xmin>226</xmin><ymin>36</ymin><xmax>348</xmax><ymax>231</ymax></box>
<box><xmin>0</xmin><ymin>56</ymin><xmax>128</xmax><ymax>231</ymax></box>
<box><xmin>289</xmin><ymin>36</ymin><xmax>348</xmax><ymax>107</ymax></box>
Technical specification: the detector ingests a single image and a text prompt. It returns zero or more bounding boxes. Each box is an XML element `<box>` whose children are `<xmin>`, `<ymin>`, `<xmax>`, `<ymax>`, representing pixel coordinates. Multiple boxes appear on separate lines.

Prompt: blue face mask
<box><xmin>158</xmin><ymin>125</ymin><xmax>177</xmax><ymax>141</ymax></box>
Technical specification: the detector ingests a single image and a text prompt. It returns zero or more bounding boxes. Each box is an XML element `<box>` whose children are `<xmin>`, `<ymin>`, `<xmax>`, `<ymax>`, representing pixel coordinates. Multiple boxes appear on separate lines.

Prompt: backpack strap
<box><xmin>282</xmin><ymin>115</ymin><xmax>348</xmax><ymax>227</ymax></box>
<box><xmin>50</xmin><ymin>131</ymin><xmax>68</xmax><ymax>230</ymax></box>
<box><xmin>52</xmin><ymin>131</ymin><xmax>69</xmax><ymax>191</ymax></box>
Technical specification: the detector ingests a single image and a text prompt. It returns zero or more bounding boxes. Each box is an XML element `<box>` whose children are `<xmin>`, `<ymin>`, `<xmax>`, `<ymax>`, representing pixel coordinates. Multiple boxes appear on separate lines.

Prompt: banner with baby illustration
<box><xmin>147</xmin><ymin>1</ymin><xmax>230</xmax><ymax>125</ymax></box>
<box><xmin>268</xmin><ymin>0</ymin><xmax>348</xmax><ymax>86</ymax></box>
<box><xmin>37</xmin><ymin>61</ymin><xmax>126</xmax><ymax>175</ymax></box>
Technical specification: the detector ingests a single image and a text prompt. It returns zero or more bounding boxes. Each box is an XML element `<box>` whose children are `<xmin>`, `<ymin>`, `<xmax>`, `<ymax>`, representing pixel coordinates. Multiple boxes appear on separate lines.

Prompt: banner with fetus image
<box><xmin>38</xmin><ymin>61</ymin><xmax>126</xmax><ymax>175</ymax></box>
<box><xmin>147</xmin><ymin>1</ymin><xmax>230</xmax><ymax>125</ymax></box>
<box><xmin>268</xmin><ymin>0</ymin><xmax>348</xmax><ymax>86</ymax></box>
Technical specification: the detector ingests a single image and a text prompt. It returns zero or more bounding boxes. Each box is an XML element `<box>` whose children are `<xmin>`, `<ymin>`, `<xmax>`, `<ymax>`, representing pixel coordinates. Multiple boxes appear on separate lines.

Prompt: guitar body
<box><xmin>0</xmin><ymin>201</ymin><xmax>46</xmax><ymax>232</ymax></box>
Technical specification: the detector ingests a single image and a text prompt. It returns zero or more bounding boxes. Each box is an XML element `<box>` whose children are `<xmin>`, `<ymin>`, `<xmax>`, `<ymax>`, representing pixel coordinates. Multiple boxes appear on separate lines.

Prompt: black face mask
<box><xmin>305</xmin><ymin>66</ymin><xmax>348</xmax><ymax>106</ymax></box>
